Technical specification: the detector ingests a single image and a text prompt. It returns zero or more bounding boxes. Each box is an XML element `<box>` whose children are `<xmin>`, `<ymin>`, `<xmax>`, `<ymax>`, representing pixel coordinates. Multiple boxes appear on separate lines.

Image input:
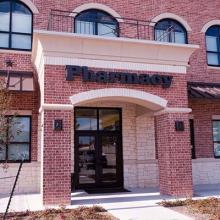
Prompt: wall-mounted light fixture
<box><xmin>53</xmin><ymin>119</ymin><xmax>63</xmax><ymax>131</ymax></box>
<box><xmin>175</xmin><ymin>121</ymin><xmax>185</xmax><ymax>131</ymax></box>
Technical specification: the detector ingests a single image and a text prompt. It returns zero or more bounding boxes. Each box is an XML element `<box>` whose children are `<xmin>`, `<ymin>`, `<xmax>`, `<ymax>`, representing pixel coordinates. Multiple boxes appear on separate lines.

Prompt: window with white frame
<box><xmin>0</xmin><ymin>116</ymin><xmax>31</xmax><ymax>162</ymax></box>
<box><xmin>206</xmin><ymin>26</ymin><xmax>220</xmax><ymax>66</ymax></box>
<box><xmin>0</xmin><ymin>0</ymin><xmax>33</xmax><ymax>50</ymax></box>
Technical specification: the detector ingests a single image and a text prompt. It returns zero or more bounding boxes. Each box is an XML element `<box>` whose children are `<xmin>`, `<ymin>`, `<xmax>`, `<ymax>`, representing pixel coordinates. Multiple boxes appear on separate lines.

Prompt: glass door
<box><xmin>99</xmin><ymin>134</ymin><xmax>123</xmax><ymax>187</ymax></box>
<box><xmin>74</xmin><ymin>107</ymin><xmax>123</xmax><ymax>190</ymax></box>
<box><xmin>76</xmin><ymin>135</ymin><xmax>97</xmax><ymax>186</ymax></box>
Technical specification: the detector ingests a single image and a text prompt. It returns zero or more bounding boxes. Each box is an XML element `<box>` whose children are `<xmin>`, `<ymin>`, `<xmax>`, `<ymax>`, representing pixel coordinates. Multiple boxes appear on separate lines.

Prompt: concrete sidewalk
<box><xmin>70</xmin><ymin>188</ymin><xmax>192</xmax><ymax>220</ymax></box>
<box><xmin>0</xmin><ymin>188</ymin><xmax>192</xmax><ymax>220</ymax></box>
<box><xmin>0</xmin><ymin>193</ymin><xmax>43</xmax><ymax>213</ymax></box>
<box><xmin>1</xmin><ymin>186</ymin><xmax>220</xmax><ymax>220</ymax></box>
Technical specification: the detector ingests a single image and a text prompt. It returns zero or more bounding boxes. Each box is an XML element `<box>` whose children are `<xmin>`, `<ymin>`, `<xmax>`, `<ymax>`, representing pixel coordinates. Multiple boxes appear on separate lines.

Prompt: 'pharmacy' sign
<box><xmin>66</xmin><ymin>65</ymin><xmax>173</xmax><ymax>88</ymax></box>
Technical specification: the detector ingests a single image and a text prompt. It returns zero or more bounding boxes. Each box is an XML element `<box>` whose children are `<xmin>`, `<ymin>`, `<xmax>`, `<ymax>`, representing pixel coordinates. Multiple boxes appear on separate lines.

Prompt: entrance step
<box><xmin>84</xmin><ymin>187</ymin><xmax>130</xmax><ymax>194</ymax></box>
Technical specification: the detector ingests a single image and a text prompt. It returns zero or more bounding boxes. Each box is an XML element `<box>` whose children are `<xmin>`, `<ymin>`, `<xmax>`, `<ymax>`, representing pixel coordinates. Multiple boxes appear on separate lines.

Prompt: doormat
<box><xmin>85</xmin><ymin>187</ymin><xmax>130</xmax><ymax>194</ymax></box>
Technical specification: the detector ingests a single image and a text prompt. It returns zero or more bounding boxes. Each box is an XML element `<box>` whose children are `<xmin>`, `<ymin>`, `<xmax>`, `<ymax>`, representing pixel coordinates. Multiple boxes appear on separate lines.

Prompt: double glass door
<box><xmin>74</xmin><ymin>108</ymin><xmax>123</xmax><ymax>189</ymax></box>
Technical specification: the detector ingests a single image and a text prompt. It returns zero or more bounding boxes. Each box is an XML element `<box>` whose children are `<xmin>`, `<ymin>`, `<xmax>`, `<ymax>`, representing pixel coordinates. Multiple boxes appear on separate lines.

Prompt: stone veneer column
<box><xmin>156</xmin><ymin>112</ymin><xmax>193</xmax><ymax>197</ymax></box>
<box><xmin>42</xmin><ymin>110</ymin><xmax>72</xmax><ymax>205</ymax></box>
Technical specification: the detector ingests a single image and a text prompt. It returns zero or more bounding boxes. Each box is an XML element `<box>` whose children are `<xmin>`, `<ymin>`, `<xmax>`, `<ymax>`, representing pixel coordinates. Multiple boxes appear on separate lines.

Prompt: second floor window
<box><xmin>75</xmin><ymin>9</ymin><xmax>119</xmax><ymax>37</ymax></box>
<box><xmin>0</xmin><ymin>71</ymin><xmax>34</xmax><ymax>91</ymax></box>
<box><xmin>0</xmin><ymin>0</ymin><xmax>33</xmax><ymax>51</ymax></box>
<box><xmin>206</xmin><ymin>26</ymin><xmax>220</xmax><ymax>66</ymax></box>
<box><xmin>155</xmin><ymin>19</ymin><xmax>187</xmax><ymax>44</ymax></box>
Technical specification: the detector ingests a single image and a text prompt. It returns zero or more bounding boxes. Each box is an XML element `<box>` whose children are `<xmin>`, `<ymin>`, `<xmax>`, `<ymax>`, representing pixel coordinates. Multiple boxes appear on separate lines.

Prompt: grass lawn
<box><xmin>0</xmin><ymin>206</ymin><xmax>117</xmax><ymax>220</ymax></box>
<box><xmin>160</xmin><ymin>197</ymin><xmax>220</xmax><ymax>220</ymax></box>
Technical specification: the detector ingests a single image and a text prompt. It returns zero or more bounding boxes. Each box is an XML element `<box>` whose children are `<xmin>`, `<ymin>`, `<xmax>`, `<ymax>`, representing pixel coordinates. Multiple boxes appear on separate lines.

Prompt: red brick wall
<box><xmin>0</xmin><ymin>53</ymin><xmax>33</xmax><ymax>71</ymax></box>
<box><xmin>43</xmin><ymin>110</ymin><xmax>72</xmax><ymax>205</ymax></box>
<box><xmin>156</xmin><ymin>112</ymin><xmax>193</xmax><ymax>196</ymax></box>
<box><xmin>44</xmin><ymin>65</ymin><xmax>188</xmax><ymax>108</ymax></box>
<box><xmin>32</xmin><ymin>0</ymin><xmax>220</xmax><ymax>83</ymax></box>
<box><xmin>189</xmin><ymin>99</ymin><xmax>220</xmax><ymax>158</ymax></box>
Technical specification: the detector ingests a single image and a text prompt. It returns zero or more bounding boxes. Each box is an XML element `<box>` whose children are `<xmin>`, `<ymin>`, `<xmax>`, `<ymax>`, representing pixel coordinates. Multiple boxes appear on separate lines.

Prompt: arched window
<box><xmin>155</xmin><ymin>19</ymin><xmax>187</xmax><ymax>44</ymax></box>
<box><xmin>0</xmin><ymin>0</ymin><xmax>33</xmax><ymax>50</ymax></box>
<box><xmin>206</xmin><ymin>25</ymin><xmax>220</xmax><ymax>66</ymax></box>
<box><xmin>75</xmin><ymin>9</ymin><xmax>119</xmax><ymax>37</ymax></box>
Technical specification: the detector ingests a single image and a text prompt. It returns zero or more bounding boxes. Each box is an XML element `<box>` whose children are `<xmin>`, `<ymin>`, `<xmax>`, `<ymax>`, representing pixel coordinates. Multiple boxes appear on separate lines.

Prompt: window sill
<box><xmin>9</xmin><ymin>90</ymin><xmax>35</xmax><ymax>93</ymax></box>
<box><xmin>0</xmin><ymin>160</ymin><xmax>31</xmax><ymax>164</ymax></box>
<box><xmin>0</xmin><ymin>161</ymin><xmax>40</xmax><ymax>166</ymax></box>
<box><xmin>192</xmin><ymin>158</ymin><xmax>220</xmax><ymax>163</ymax></box>
<box><xmin>0</xmin><ymin>49</ymin><xmax>32</xmax><ymax>55</ymax></box>
<box><xmin>207</xmin><ymin>66</ymin><xmax>220</xmax><ymax>71</ymax></box>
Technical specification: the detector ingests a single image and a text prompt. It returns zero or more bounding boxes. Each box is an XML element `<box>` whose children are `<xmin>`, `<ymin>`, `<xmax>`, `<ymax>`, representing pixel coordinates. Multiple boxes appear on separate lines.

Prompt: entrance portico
<box><xmin>39</xmin><ymin>88</ymin><xmax>193</xmax><ymax>205</ymax></box>
<box><xmin>32</xmin><ymin>30</ymin><xmax>198</xmax><ymax>206</ymax></box>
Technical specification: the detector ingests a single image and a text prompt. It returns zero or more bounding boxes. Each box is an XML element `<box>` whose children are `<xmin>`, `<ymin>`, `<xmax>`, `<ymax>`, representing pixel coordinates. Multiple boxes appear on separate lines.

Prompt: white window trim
<box><xmin>201</xmin><ymin>20</ymin><xmax>220</xmax><ymax>33</ymax></box>
<box><xmin>150</xmin><ymin>12</ymin><xmax>192</xmax><ymax>32</ymax></box>
<box><xmin>19</xmin><ymin>0</ymin><xmax>39</xmax><ymax>14</ymax></box>
<box><xmin>71</xmin><ymin>3</ymin><xmax>123</xmax><ymax>22</ymax></box>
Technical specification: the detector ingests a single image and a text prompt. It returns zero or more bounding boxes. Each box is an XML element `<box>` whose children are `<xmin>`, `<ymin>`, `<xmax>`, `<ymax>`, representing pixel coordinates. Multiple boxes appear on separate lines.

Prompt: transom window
<box><xmin>0</xmin><ymin>71</ymin><xmax>34</xmax><ymax>91</ymax></box>
<box><xmin>0</xmin><ymin>0</ymin><xmax>33</xmax><ymax>50</ymax></box>
<box><xmin>206</xmin><ymin>25</ymin><xmax>220</xmax><ymax>66</ymax></box>
<box><xmin>213</xmin><ymin>120</ymin><xmax>220</xmax><ymax>158</ymax></box>
<box><xmin>0</xmin><ymin>116</ymin><xmax>31</xmax><ymax>162</ymax></box>
<box><xmin>75</xmin><ymin>9</ymin><xmax>119</xmax><ymax>37</ymax></box>
<box><xmin>155</xmin><ymin>19</ymin><xmax>187</xmax><ymax>44</ymax></box>
<box><xmin>75</xmin><ymin>108</ymin><xmax>121</xmax><ymax>131</ymax></box>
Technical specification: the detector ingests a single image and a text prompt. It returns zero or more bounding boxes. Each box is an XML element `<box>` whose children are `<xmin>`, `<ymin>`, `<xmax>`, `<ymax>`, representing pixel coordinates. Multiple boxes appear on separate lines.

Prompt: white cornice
<box><xmin>154</xmin><ymin>107</ymin><xmax>192</xmax><ymax>116</ymax></box>
<box><xmin>33</xmin><ymin>29</ymin><xmax>198</xmax><ymax>49</ymax></box>
<box><xmin>39</xmin><ymin>104</ymin><xmax>73</xmax><ymax>113</ymax></box>
<box><xmin>44</xmin><ymin>56</ymin><xmax>186</xmax><ymax>73</ymax></box>
<box><xmin>32</xmin><ymin>30</ymin><xmax>199</xmax><ymax>75</ymax></box>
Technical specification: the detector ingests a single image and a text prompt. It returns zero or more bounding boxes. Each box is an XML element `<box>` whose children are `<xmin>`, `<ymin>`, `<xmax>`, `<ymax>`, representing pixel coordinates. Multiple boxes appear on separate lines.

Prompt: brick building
<box><xmin>0</xmin><ymin>0</ymin><xmax>220</xmax><ymax>206</ymax></box>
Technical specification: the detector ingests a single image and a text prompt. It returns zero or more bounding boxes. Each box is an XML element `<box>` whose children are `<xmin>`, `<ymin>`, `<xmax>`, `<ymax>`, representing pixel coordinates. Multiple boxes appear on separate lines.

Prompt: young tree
<box><xmin>0</xmin><ymin>78</ymin><xmax>10</xmax><ymax>170</ymax></box>
<box><xmin>0</xmin><ymin>74</ymin><xmax>27</xmax><ymax>169</ymax></box>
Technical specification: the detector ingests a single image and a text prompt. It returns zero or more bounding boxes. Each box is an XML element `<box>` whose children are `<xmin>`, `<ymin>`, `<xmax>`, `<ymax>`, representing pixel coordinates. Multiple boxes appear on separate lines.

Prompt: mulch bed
<box><xmin>160</xmin><ymin>197</ymin><xmax>220</xmax><ymax>220</ymax></box>
<box><xmin>0</xmin><ymin>206</ymin><xmax>117</xmax><ymax>220</ymax></box>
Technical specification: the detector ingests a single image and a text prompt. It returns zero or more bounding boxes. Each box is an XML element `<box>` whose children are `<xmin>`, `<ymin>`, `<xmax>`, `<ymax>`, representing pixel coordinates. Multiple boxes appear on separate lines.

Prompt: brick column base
<box><xmin>42</xmin><ymin>110</ymin><xmax>72</xmax><ymax>205</ymax></box>
<box><xmin>156</xmin><ymin>113</ymin><xmax>193</xmax><ymax>197</ymax></box>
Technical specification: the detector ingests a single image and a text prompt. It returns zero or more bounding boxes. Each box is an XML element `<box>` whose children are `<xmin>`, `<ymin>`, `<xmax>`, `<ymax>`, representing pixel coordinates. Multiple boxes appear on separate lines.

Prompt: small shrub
<box><xmin>159</xmin><ymin>199</ymin><xmax>187</xmax><ymax>207</ymax></box>
<box><xmin>160</xmin><ymin>197</ymin><xmax>220</xmax><ymax>220</ymax></box>
<box><xmin>0</xmin><ymin>206</ymin><xmax>114</xmax><ymax>220</ymax></box>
